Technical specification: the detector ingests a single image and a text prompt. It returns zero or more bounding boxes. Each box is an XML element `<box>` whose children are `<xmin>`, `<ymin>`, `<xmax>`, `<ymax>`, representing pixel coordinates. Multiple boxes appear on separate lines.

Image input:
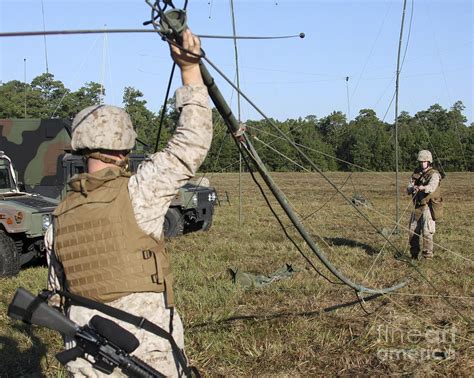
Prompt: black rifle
<box><xmin>7</xmin><ymin>287</ymin><xmax>164</xmax><ymax>378</ymax></box>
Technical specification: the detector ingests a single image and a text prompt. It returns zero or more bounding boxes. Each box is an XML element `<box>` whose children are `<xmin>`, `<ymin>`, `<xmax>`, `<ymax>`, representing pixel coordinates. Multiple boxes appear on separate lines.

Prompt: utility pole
<box><xmin>345</xmin><ymin>76</ymin><xmax>351</xmax><ymax>121</ymax></box>
<box><xmin>41</xmin><ymin>0</ymin><xmax>49</xmax><ymax>73</ymax></box>
<box><xmin>394</xmin><ymin>0</ymin><xmax>408</xmax><ymax>233</ymax></box>
<box><xmin>230</xmin><ymin>0</ymin><xmax>243</xmax><ymax>226</ymax></box>
<box><xmin>24</xmin><ymin>58</ymin><xmax>27</xmax><ymax>118</ymax></box>
<box><xmin>100</xmin><ymin>25</ymin><xmax>108</xmax><ymax>104</ymax></box>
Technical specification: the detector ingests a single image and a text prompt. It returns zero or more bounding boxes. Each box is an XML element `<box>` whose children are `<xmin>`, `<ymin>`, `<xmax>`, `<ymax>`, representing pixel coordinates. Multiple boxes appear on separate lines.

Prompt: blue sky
<box><xmin>1</xmin><ymin>0</ymin><xmax>472</xmax><ymax>124</ymax></box>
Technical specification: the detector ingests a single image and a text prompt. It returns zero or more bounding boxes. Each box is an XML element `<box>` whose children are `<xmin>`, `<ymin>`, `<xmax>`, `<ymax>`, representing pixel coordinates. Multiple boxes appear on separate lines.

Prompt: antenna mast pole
<box><xmin>230</xmin><ymin>0</ymin><xmax>243</xmax><ymax>226</ymax></box>
<box><xmin>41</xmin><ymin>0</ymin><xmax>49</xmax><ymax>73</ymax></box>
<box><xmin>345</xmin><ymin>76</ymin><xmax>351</xmax><ymax>121</ymax></box>
<box><xmin>395</xmin><ymin>0</ymin><xmax>407</xmax><ymax>233</ymax></box>
<box><xmin>100</xmin><ymin>25</ymin><xmax>108</xmax><ymax>104</ymax></box>
<box><xmin>23</xmin><ymin>58</ymin><xmax>27</xmax><ymax>118</ymax></box>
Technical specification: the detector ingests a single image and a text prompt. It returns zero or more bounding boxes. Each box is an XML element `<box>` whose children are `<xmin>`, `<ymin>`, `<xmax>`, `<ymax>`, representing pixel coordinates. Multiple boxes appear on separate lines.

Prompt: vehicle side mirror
<box><xmin>18</xmin><ymin>182</ymin><xmax>26</xmax><ymax>192</ymax></box>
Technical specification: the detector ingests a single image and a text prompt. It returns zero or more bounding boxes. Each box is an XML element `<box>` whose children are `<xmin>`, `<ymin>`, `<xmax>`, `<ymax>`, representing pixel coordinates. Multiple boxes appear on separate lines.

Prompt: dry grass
<box><xmin>1</xmin><ymin>172</ymin><xmax>473</xmax><ymax>376</ymax></box>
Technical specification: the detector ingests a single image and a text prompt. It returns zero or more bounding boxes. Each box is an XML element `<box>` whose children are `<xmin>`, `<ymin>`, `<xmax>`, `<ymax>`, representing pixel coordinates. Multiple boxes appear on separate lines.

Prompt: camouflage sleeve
<box><xmin>44</xmin><ymin>225</ymin><xmax>61</xmax><ymax>306</ymax></box>
<box><xmin>128</xmin><ymin>84</ymin><xmax>212</xmax><ymax>239</ymax></box>
<box><xmin>424</xmin><ymin>172</ymin><xmax>440</xmax><ymax>194</ymax></box>
<box><xmin>407</xmin><ymin>178</ymin><xmax>415</xmax><ymax>195</ymax></box>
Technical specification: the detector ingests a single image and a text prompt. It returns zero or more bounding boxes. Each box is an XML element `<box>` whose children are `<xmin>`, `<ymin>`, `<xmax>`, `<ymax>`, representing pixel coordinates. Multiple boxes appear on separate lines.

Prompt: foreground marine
<box><xmin>407</xmin><ymin>150</ymin><xmax>443</xmax><ymax>259</ymax></box>
<box><xmin>46</xmin><ymin>29</ymin><xmax>212</xmax><ymax>376</ymax></box>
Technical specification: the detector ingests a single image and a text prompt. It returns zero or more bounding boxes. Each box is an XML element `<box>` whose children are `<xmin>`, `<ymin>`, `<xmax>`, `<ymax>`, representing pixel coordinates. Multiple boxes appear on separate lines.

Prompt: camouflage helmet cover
<box><xmin>71</xmin><ymin>105</ymin><xmax>136</xmax><ymax>151</ymax></box>
<box><xmin>417</xmin><ymin>150</ymin><xmax>433</xmax><ymax>163</ymax></box>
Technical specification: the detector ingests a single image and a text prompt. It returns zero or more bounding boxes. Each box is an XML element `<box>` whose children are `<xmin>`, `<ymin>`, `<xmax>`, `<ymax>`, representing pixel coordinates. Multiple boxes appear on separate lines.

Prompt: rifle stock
<box><xmin>8</xmin><ymin>287</ymin><xmax>78</xmax><ymax>337</ymax></box>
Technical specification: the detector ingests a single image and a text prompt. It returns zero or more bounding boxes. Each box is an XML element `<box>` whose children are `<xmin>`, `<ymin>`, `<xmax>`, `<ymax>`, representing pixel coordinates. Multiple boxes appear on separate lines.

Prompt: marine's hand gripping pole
<box><xmin>145</xmin><ymin>1</ymin><xmax>406</xmax><ymax>294</ymax></box>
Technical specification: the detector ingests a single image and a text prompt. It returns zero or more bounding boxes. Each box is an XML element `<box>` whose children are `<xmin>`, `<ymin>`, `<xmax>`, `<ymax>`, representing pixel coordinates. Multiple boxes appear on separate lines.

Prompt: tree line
<box><xmin>1</xmin><ymin>73</ymin><xmax>472</xmax><ymax>172</ymax></box>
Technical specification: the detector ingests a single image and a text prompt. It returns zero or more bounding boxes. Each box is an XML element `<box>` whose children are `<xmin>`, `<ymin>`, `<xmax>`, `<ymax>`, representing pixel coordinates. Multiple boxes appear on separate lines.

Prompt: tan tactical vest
<box><xmin>411</xmin><ymin>167</ymin><xmax>442</xmax><ymax>207</ymax></box>
<box><xmin>53</xmin><ymin>167</ymin><xmax>174</xmax><ymax>306</ymax></box>
<box><xmin>411</xmin><ymin>167</ymin><xmax>443</xmax><ymax>221</ymax></box>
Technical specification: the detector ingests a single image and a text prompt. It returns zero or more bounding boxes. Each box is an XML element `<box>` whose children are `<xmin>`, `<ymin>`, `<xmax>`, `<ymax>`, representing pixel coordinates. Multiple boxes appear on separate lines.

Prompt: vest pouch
<box><xmin>417</xmin><ymin>192</ymin><xmax>430</xmax><ymax>207</ymax></box>
<box><xmin>143</xmin><ymin>249</ymin><xmax>171</xmax><ymax>286</ymax></box>
<box><xmin>142</xmin><ymin>249</ymin><xmax>162</xmax><ymax>285</ymax></box>
<box><xmin>429</xmin><ymin>197</ymin><xmax>443</xmax><ymax>222</ymax></box>
<box><xmin>143</xmin><ymin>248</ymin><xmax>174</xmax><ymax>306</ymax></box>
<box><xmin>414</xmin><ymin>206</ymin><xmax>425</xmax><ymax>221</ymax></box>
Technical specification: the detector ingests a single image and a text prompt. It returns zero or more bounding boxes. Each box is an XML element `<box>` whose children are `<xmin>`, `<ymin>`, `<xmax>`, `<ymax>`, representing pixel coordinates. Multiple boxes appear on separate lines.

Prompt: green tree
<box><xmin>467</xmin><ymin>123</ymin><xmax>474</xmax><ymax>171</ymax></box>
<box><xmin>337</xmin><ymin>109</ymin><xmax>393</xmax><ymax>171</ymax></box>
<box><xmin>0</xmin><ymin>80</ymin><xmax>33</xmax><ymax>118</ymax></box>
<box><xmin>63</xmin><ymin>82</ymin><xmax>103</xmax><ymax>118</ymax></box>
<box><xmin>1</xmin><ymin>72</ymin><xmax>472</xmax><ymax>172</ymax></box>
<box><xmin>253</xmin><ymin>118</ymin><xmax>297</xmax><ymax>171</ymax></box>
<box><xmin>200</xmin><ymin>109</ymin><xmax>238</xmax><ymax>172</ymax></box>
<box><xmin>397</xmin><ymin>111</ymin><xmax>425</xmax><ymax>170</ymax></box>
<box><xmin>0</xmin><ymin>74</ymin><xmax>103</xmax><ymax>120</ymax></box>
<box><xmin>123</xmin><ymin>87</ymin><xmax>157</xmax><ymax>153</ymax></box>
<box><xmin>290</xmin><ymin>116</ymin><xmax>338</xmax><ymax>171</ymax></box>
<box><xmin>30</xmin><ymin>73</ymin><xmax>70</xmax><ymax>118</ymax></box>
<box><xmin>411</xmin><ymin>102</ymin><xmax>469</xmax><ymax>171</ymax></box>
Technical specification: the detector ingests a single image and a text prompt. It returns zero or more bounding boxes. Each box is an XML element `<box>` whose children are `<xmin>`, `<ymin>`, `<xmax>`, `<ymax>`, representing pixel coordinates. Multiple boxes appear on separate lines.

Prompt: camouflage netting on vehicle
<box><xmin>0</xmin><ymin>119</ymin><xmax>71</xmax><ymax>199</ymax></box>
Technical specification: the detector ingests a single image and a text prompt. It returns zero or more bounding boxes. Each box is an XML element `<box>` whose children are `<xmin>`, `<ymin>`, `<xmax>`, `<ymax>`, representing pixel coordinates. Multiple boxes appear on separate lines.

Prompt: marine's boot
<box><xmin>422</xmin><ymin>250</ymin><xmax>434</xmax><ymax>259</ymax></box>
<box><xmin>410</xmin><ymin>248</ymin><xmax>421</xmax><ymax>260</ymax></box>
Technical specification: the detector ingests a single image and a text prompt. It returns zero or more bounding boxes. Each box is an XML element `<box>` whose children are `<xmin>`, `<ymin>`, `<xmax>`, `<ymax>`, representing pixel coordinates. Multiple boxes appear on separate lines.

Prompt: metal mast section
<box><xmin>394</xmin><ymin>0</ymin><xmax>408</xmax><ymax>232</ymax></box>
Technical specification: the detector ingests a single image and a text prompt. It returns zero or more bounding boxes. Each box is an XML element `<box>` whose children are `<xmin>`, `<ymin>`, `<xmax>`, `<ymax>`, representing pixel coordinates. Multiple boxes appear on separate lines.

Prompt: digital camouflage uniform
<box><xmin>407</xmin><ymin>167</ymin><xmax>441</xmax><ymax>259</ymax></box>
<box><xmin>46</xmin><ymin>84</ymin><xmax>212</xmax><ymax>377</ymax></box>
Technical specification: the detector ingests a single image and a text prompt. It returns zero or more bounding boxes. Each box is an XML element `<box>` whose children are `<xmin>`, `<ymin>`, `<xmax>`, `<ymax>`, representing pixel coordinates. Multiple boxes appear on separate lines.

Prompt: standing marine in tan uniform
<box><xmin>407</xmin><ymin>150</ymin><xmax>442</xmax><ymax>259</ymax></box>
<box><xmin>45</xmin><ymin>29</ymin><xmax>212</xmax><ymax>377</ymax></box>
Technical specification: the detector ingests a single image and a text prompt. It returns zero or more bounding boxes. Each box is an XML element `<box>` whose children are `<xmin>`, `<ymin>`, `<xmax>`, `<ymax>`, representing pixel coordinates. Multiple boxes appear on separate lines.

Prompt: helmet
<box><xmin>71</xmin><ymin>105</ymin><xmax>136</xmax><ymax>151</ymax></box>
<box><xmin>417</xmin><ymin>150</ymin><xmax>433</xmax><ymax>163</ymax></box>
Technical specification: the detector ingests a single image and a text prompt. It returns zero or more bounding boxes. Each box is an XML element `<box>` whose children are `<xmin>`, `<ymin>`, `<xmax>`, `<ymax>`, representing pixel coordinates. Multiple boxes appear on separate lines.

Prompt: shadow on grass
<box><xmin>0</xmin><ymin>323</ymin><xmax>48</xmax><ymax>377</ymax></box>
<box><xmin>21</xmin><ymin>256</ymin><xmax>47</xmax><ymax>270</ymax></box>
<box><xmin>189</xmin><ymin>293</ymin><xmax>386</xmax><ymax>330</ymax></box>
<box><xmin>324</xmin><ymin>237</ymin><xmax>379</xmax><ymax>256</ymax></box>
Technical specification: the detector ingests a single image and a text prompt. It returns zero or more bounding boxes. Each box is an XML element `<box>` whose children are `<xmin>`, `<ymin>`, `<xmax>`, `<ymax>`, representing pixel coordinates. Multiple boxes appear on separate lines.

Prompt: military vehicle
<box><xmin>0</xmin><ymin>151</ymin><xmax>58</xmax><ymax>277</ymax></box>
<box><xmin>0</xmin><ymin>119</ymin><xmax>216</xmax><ymax>240</ymax></box>
<box><xmin>64</xmin><ymin>153</ymin><xmax>217</xmax><ymax>238</ymax></box>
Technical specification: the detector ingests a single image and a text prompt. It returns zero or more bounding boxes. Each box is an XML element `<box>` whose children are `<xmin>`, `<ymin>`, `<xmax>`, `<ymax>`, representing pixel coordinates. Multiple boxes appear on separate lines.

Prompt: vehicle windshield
<box><xmin>0</xmin><ymin>166</ymin><xmax>15</xmax><ymax>191</ymax></box>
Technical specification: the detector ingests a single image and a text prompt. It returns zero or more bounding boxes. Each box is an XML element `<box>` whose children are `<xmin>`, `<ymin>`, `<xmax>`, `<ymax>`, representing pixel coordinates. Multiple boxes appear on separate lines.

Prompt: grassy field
<box><xmin>1</xmin><ymin>171</ymin><xmax>473</xmax><ymax>376</ymax></box>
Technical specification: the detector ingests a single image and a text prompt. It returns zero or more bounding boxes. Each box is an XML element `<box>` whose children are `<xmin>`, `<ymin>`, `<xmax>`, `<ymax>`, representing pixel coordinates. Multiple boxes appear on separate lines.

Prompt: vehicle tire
<box><xmin>0</xmin><ymin>230</ymin><xmax>20</xmax><ymax>277</ymax></box>
<box><xmin>201</xmin><ymin>217</ymin><xmax>213</xmax><ymax>232</ymax></box>
<box><xmin>163</xmin><ymin>208</ymin><xmax>184</xmax><ymax>238</ymax></box>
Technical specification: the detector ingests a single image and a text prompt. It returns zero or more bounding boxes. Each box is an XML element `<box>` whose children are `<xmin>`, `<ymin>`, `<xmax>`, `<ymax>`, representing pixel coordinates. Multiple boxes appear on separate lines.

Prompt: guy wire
<box><xmin>153</xmin><ymin>63</ymin><xmax>176</xmax><ymax>153</ymax></box>
<box><xmin>237</xmin><ymin>138</ymin><xmax>343</xmax><ymax>286</ymax></box>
